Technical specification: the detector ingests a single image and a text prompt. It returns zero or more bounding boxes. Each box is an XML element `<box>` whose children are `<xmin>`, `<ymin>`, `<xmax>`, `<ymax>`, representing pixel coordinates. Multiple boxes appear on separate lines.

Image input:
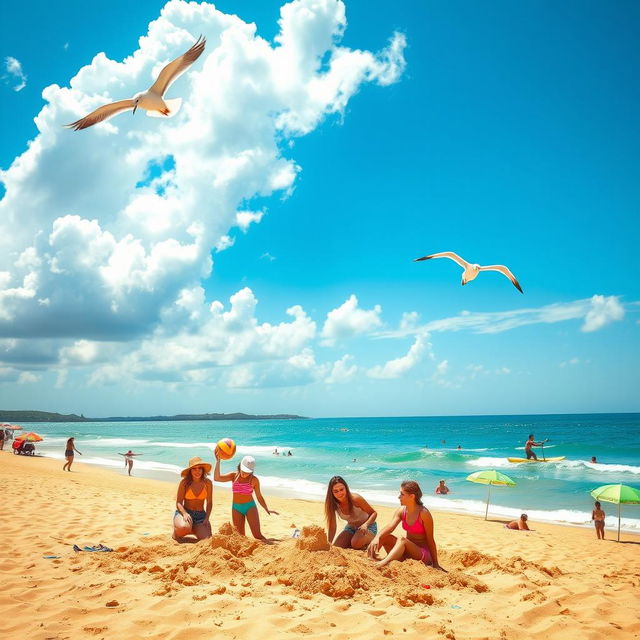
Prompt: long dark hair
<box><xmin>324</xmin><ymin>476</ymin><xmax>354</xmax><ymax>523</ymax></box>
<box><xmin>401</xmin><ymin>480</ymin><xmax>424</xmax><ymax>506</ymax></box>
<box><xmin>66</xmin><ymin>437</ymin><xmax>74</xmax><ymax>448</ymax></box>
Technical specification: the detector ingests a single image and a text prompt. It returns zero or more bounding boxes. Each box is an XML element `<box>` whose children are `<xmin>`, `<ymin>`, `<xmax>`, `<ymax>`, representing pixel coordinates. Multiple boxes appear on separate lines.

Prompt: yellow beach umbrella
<box><xmin>467</xmin><ymin>470</ymin><xmax>516</xmax><ymax>520</ymax></box>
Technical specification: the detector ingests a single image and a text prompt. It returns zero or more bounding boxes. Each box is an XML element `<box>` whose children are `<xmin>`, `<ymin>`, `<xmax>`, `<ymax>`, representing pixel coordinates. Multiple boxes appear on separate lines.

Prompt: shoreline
<box><xmin>23</xmin><ymin>449</ymin><xmax>640</xmax><ymax>534</ymax></box>
<box><xmin>1</xmin><ymin>451</ymin><xmax>638</xmax><ymax>639</ymax></box>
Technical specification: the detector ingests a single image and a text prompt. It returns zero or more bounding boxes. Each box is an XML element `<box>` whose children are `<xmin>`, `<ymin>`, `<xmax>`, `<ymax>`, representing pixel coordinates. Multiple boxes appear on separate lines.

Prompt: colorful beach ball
<box><xmin>216</xmin><ymin>438</ymin><xmax>236</xmax><ymax>460</ymax></box>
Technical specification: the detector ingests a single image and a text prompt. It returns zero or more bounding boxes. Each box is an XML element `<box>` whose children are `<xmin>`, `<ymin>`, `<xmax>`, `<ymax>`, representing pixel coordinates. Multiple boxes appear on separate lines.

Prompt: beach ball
<box><xmin>216</xmin><ymin>438</ymin><xmax>236</xmax><ymax>460</ymax></box>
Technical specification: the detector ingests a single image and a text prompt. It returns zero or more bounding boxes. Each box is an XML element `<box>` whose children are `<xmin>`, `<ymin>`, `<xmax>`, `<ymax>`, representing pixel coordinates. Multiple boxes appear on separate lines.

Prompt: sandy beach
<box><xmin>1</xmin><ymin>452</ymin><xmax>638</xmax><ymax>640</ymax></box>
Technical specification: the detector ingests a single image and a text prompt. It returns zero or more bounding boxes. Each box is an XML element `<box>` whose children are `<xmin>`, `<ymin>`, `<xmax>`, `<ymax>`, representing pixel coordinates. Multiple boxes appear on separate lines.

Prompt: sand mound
<box><xmin>257</xmin><ymin>526</ymin><xmax>488</xmax><ymax>605</ymax></box>
<box><xmin>447</xmin><ymin>550</ymin><xmax>563</xmax><ymax>578</ymax></box>
<box><xmin>295</xmin><ymin>525</ymin><xmax>330</xmax><ymax>551</ymax></box>
<box><xmin>86</xmin><ymin>523</ymin><xmax>488</xmax><ymax>605</ymax></box>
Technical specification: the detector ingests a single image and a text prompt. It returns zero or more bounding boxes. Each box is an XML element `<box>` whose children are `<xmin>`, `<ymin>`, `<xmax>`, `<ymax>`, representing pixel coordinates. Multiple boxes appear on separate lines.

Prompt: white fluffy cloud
<box><xmin>0</xmin><ymin>0</ymin><xmax>405</xmax><ymax>348</ymax></box>
<box><xmin>321</xmin><ymin>294</ymin><xmax>383</xmax><ymax>345</ymax></box>
<box><xmin>367</xmin><ymin>334</ymin><xmax>429</xmax><ymax>379</ymax></box>
<box><xmin>325</xmin><ymin>354</ymin><xmax>357</xmax><ymax>384</ymax></box>
<box><xmin>0</xmin><ymin>0</ymin><xmax>405</xmax><ymax>390</ymax></box>
<box><xmin>87</xmin><ymin>286</ymin><xmax>318</xmax><ymax>387</ymax></box>
<box><xmin>581</xmin><ymin>295</ymin><xmax>625</xmax><ymax>332</ymax></box>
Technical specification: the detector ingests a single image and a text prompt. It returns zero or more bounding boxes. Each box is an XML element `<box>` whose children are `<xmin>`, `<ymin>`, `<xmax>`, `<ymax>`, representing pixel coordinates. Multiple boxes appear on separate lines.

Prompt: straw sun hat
<box><xmin>181</xmin><ymin>456</ymin><xmax>212</xmax><ymax>477</ymax></box>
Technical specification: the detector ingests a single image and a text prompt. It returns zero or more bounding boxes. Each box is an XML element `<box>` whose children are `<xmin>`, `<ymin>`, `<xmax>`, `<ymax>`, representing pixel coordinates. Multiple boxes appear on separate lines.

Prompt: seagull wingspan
<box><xmin>65</xmin><ymin>100</ymin><xmax>136</xmax><ymax>130</ymax></box>
<box><xmin>149</xmin><ymin>35</ymin><xmax>206</xmax><ymax>97</ymax></box>
<box><xmin>414</xmin><ymin>251</ymin><xmax>469</xmax><ymax>268</ymax></box>
<box><xmin>478</xmin><ymin>264</ymin><xmax>524</xmax><ymax>293</ymax></box>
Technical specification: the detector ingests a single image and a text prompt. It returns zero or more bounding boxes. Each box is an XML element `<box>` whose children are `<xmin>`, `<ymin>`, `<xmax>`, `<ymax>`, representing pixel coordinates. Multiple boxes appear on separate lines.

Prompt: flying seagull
<box><xmin>414</xmin><ymin>251</ymin><xmax>523</xmax><ymax>293</ymax></box>
<box><xmin>66</xmin><ymin>36</ymin><xmax>206</xmax><ymax>131</ymax></box>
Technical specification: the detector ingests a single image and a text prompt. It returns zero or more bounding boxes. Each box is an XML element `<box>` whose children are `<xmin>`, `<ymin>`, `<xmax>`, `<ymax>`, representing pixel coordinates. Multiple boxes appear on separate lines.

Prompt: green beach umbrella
<box><xmin>590</xmin><ymin>484</ymin><xmax>640</xmax><ymax>542</ymax></box>
<box><xmin>466</xmin><ymin>470</ymin><xmax>516</xmax><ymax>520</ymax></box>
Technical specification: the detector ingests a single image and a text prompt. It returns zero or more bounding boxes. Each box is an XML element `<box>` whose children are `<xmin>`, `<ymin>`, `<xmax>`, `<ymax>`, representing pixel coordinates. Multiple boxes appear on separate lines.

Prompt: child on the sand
<box><xmin>505</xmin><ymin>514</ymin><xmax>530</xmax><ymax>530</ymax></box>
<box><xmin>325</xmin><ymin>475</ymin><xmax>377</xmax><ymax>549</ymax></box>
<box><xmin>367</xmin><ymin>480</ymin><xmax>443</xmax><ymax>570</ymax></box>
<box><xmin>592</xmin><ymin>501</ymin><xmax>606</xmax><ymax>540</ymax></box>
<box><xmin>173</xmin><ymin>456</ymin><xmax>213</xmax><ymax>541</ymax></box>
<box><xmin>214</xmin><ymin>452</ymin><xmax>278</xmax><ymax>541</ymax></box>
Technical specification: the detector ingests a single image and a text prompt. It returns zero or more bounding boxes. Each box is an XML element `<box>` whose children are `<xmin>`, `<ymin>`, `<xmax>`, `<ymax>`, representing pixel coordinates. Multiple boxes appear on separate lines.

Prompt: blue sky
<box><xmin>0</xmin><ymin>0</ymin><xmax>638</xmax><ymax>417</ymax></box>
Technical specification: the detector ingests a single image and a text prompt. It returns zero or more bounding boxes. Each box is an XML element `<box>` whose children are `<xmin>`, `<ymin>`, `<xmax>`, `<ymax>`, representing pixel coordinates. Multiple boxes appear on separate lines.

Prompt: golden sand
<box><xmin>0</xmin><ymin>452</ymin><xmax>638</xmax><ymax>639</ymax></box>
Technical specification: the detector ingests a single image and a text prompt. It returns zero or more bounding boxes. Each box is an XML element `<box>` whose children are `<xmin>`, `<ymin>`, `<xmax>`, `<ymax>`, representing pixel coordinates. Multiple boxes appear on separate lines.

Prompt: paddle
<box><xmin>541</xmin><ymin>439</ymin><xmax>549</xmax><ymax>461</ymax></box>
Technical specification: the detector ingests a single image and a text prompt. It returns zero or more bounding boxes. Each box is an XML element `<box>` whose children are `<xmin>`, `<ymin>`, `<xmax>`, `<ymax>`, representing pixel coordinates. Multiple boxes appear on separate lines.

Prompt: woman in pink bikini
<box><xmin>368</xmin><ymin>480</ymin><xmax>442</xmax><ymax>570</ymax></box>
<box><xmin>214</xmin><ymin>452</ymin><xmax>278</xmax><ymax>540</ymax></box>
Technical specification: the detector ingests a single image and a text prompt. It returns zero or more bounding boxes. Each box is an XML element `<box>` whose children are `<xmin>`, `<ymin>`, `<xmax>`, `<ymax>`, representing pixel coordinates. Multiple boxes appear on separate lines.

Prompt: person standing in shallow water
<box><xmin>62</xmin><ymin>437</ymin><xmax>82</xmax><ymax>471</ymax></box>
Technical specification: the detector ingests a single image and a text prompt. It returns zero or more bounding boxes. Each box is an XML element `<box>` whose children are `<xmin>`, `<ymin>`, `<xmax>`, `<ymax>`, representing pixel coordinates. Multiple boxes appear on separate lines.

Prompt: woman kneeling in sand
<box><xmin>173</xmin><ymin>457</ymin><xmax>213</xmax><ymax>542</ymax></box>
<box><xmin>325</xmin><ymin>476</ymin><xmax>378</xmax><ymax>549</ymax></box>
<box><xmin>368</xmin><ymin>480</ymin><xmax>442</xmax><ymax>570</ymax></box>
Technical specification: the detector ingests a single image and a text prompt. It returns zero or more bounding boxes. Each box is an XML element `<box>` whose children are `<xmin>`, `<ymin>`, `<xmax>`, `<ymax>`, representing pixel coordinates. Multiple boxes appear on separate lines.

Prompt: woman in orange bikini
<box><xmin>368</xmin><ymin>480</ymin><xmax>443</xmax><ymax>570</ymax></box>
<box><xmin>173</xmin><ymin>456</ymin><xmax>213</xmax><ymax>541</ymax></box>
<box><xmin>214</xmin><ymin>452</ymin><xmax>278</xmax><ymax>540</ymax></box>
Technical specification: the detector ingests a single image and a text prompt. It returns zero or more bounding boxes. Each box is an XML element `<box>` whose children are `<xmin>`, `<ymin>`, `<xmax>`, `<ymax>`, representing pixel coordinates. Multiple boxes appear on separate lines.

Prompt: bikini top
<box><xmin>336</xmin><ymin>503</ymin><xmax>369</xmax><ymax>528</ymax></box>
<box><xmin>185</xmin><ymin>483</ymin><xmax>207</xmax><ymax>501</ymax></box>
<box><xmin>402</xmin><ymin>507</ymin><xmax>426</xmax><ymax>535</ymax></box>
<box><xmin>232</xmin><ymin>479</ymin><xmax>254</xmax><ymax>495</ymax></box>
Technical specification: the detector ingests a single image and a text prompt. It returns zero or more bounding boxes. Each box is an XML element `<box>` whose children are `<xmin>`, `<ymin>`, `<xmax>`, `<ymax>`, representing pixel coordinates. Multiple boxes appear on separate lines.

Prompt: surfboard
<box><xmin>507</xmin><ymin>456</ymin><xmax>565</xmax><ymax>464</ymax></box>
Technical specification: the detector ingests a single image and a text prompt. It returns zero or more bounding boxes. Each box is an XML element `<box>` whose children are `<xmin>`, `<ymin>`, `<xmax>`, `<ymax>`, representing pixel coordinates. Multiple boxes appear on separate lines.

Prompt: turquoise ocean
<box><xmin>18</xmin><ymin>413</ymin><xmax>640</xmax><ymax>532</ymax></box>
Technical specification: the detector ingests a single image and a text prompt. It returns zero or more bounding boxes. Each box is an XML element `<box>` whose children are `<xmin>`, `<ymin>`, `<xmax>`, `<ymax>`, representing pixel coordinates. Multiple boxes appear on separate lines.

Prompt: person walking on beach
<box><xmin>592</xmin><ymin>501</ymin><xmax>606</xmax><ymax>540</ymax></box>
<box><xmin>173</xmin><ymin>457</ymin><xmax>213</xmax><ymax>542</ymax></box>
<box><xmin>0</xmin><ymin>428</ymin><xmax>4</xmax><ymax>451</ymax></box>
<box><xmin>525</xmin><ymin>434</ymin><xmax>548</xmax><ymax>460</ymax></box>
<box><xmin>119</xmin><ymin>450</ymin><xmax>142</xmax><ymax>476</ymax></box>
<box><xmin>368</xmin><ymin>480</ymin><xmax>443</xmax><ymax>570</ymax></box>
<box><xmin>214</xmin><ymin>452</ymin><xmax>279</xmax><ymax>541</ymax></box>
<box><xmin>325</xmin><ymin>476</ymin><xmax>377</xmax><ymax>550</ymax></box>
<box><xmin>62</xmin><ymin>437</ymin><xmax>82</xmax><ymax>471</ymax></box>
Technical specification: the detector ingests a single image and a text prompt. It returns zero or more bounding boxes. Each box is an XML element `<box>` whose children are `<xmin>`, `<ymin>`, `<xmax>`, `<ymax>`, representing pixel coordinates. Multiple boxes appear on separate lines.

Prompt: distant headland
<box><xmin>0</xmin><ymin>410</ymin><xmax>307</xmax><ymax>423</ymax></box>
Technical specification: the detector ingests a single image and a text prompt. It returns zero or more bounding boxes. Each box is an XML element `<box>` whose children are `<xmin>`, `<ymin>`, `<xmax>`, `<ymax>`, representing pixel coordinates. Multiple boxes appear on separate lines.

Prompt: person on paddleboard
<box><xmin>525</xmin><ymin>434</ymin><xmax>548</xmax><ymax>460</ymax></box>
